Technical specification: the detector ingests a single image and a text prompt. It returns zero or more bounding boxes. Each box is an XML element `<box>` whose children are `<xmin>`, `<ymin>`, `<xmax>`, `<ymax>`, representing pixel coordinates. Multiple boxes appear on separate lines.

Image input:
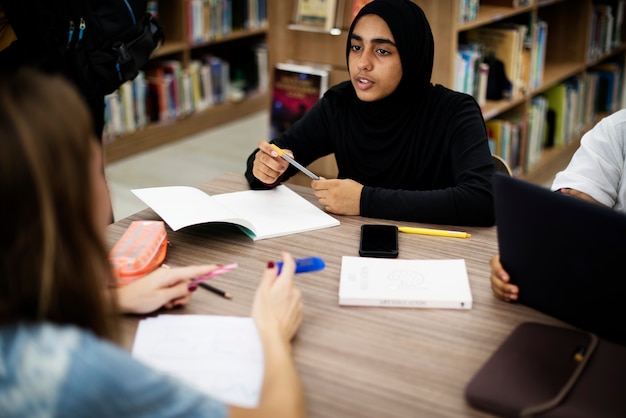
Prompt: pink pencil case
<box><xmin>110</xmin><ymin>220</ymin><xmax>168</xmax><ymax>286</ymax></box>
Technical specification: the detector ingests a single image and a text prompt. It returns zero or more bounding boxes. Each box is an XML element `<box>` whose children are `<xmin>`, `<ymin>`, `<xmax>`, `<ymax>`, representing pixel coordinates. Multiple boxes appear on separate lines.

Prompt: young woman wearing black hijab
<box><xmin>245</xmin><ymin>0</ymin><xmax>495</xmax><ymax>227</ymax></box>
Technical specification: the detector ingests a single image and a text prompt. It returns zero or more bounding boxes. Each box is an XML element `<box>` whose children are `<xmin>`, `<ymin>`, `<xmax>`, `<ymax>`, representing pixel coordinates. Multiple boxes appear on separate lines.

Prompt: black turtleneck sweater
<box><xmin>245</xmin><ymin>0</ymin><xmax>495</xmax><ymax>227</ymax></box>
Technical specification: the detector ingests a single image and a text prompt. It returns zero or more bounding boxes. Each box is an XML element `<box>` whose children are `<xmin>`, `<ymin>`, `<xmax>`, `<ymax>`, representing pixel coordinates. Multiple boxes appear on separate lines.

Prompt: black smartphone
<box><xmin>359</xmin><ymin>224</ymin><xmax>399</xmax><ymax>258</ymax></box>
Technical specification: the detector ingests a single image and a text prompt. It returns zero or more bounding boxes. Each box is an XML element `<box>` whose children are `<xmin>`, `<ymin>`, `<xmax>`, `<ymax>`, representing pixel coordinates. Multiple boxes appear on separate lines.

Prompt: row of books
<box><xmin>104</xmin><ymin>72</ymin><xmax>149</xmax><ymax>140</ymax></box>
<box><xmin>456</xmin><ymin>2</ymin><xmax>625</xmax><ymax>106</ymax></box>
<box><xmin>455</xmin><ymin>44</ymin><xmax>489</xmax><ymax>106</ymax></box>
<box><xmin>459</xmin><ymin>0</ymin><xmax>532</xmax><ymax>25</ymax></box>
<box><xmin>486</xmin><ymin>116</ymin><xmax>524</xmax><ymax>175</ymax></box>
<box><xmin>492</xmin><ymin>60</ymin><xmax>625</xmax><ymax>174</ymax></box>
<box><xmin>187</xmin><ymin>0</ymin><xmax>267</xmax><ymax>44</ymax></box>
<box><xmin>457</xmin><ymin>20</ymin><xmax>533</xmax><ymax>102</ymax></box>
<box><xmin>589</xmin><ymin>0</ymin><xmax>625</xmax><ymax>61</ymax></box>
<box><xmin>103</xmin><ymin>44</ymin><xmax>269</xmax><ymax>141</ymax></box>
<box><xmin>291</xmin><ymin>0</ymin><xmax>372</xmax><ymax>32</ymax></box>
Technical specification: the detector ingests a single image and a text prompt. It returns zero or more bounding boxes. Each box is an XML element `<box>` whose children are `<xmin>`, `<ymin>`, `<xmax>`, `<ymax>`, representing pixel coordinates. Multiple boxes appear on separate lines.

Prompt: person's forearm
<box><xmin>256</xmin><ymin>329</ymin><xmax>306</xmax><ymax>418</ymax></box>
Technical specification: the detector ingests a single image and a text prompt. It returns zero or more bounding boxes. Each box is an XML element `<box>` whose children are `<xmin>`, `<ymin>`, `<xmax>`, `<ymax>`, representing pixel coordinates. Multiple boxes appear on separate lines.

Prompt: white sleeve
<box><xmin>551</xmin><ymin>109</ymin><xmax>626</xmax><ymax>210</ymax></box>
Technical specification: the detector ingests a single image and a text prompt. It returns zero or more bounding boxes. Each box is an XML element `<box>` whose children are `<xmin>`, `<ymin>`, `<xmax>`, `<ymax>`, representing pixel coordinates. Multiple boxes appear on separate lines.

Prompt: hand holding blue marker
<box><xmin>276</xmin><ymin>257</ymin><xmax>325</xmax><ymax>274</ymax></box>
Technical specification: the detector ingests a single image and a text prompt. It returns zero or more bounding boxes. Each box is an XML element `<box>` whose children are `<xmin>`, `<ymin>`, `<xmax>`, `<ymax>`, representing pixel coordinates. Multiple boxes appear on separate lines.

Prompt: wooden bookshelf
<box><xmin>268</xmin><ymin>0</ymin><xmax>626</xmax><ymax>184</ymax></box>
<box><xmin>103</xmin><ymin>92</ymin><xmax>268</xmax><ymax>163</ymax></box>
<box><xmin>103</xmin><ymin>1</ymin><xmax>269</xmax><ymax>164</ymax></box>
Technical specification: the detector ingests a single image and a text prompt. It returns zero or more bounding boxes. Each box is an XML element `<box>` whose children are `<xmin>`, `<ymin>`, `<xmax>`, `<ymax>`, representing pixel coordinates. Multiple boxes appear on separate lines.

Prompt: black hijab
<box><xmin>339</xmin><ymin>0</ymin><xmax>438</xmax><ymax>175</ymax></box>
<box><xmin>346</xmin><ymin>0</ymin><xmax>434</xmax><ymax>119</ymax></box>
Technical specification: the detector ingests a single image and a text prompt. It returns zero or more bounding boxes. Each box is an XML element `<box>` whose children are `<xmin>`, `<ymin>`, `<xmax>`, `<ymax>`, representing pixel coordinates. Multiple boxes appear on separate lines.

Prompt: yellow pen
<box><xmin>398</xmin><ymin>226</ymin><xmax>471</xmax><ymax>239</ymax></box>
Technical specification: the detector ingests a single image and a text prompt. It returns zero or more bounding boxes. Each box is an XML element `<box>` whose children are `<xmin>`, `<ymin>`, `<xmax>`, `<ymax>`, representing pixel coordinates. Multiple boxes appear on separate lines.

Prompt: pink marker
<box><xmin>189</xmin><ymin>262</ymin><xmax>238</xmax><ymax>288</ymax></box>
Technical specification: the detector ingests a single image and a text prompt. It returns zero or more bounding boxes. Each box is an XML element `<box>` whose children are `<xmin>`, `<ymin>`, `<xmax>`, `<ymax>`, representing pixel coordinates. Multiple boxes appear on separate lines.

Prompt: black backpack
<box><xmin>1</xmin><ymin>0</ymin><xmax>164</xmax><ymax>97</ymax></box>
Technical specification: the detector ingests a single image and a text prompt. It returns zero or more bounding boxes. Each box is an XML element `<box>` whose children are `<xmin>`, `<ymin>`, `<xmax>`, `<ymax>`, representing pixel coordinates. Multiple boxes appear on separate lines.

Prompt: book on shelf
<box><xmin>104</xmin><ymin>90</ymin><xmax>124</xmax><ymax>138</ymax></box>
<box><xmin>199</xmin><ymin>61</ymin><xmax>215</xmax><ymax>107</ymax></box>
<box><xmin>271</xmin><ymin>62</ymin><xmax>330</xmax><ymax>139</ymax></box>
<box><xmin>614</xmin><ymin>0</ymin><xmax>625</xmax><ymax>48</ymax></box>
<box><xmin>103</xmin><ymin>72</ymin><xmax>148</xmax><ymax>140</ymax></box>
<box><xmin>544</xmin><ymin>83</ymin><xmax>568</xmax><ymax>147</ymax></box>
<box><xmin>543</xmin><ymin>76</ymin><xmax>585</xmax><ymax>148</ymax></box>
<box><xmin>583</xmin><ymin>71</ymin><xmax>599</xmax><ymax>126</ymax></box>
<box><xmin>477</xmin><ymin>62</ymin><xmax>489</xmax><ymax>107</ymax></box>
<box><xmin>186</xmin><ymin>0</ymin><xmax>232</xmax><ymax>43</ymax></box>
<box><xmin>338</xmin><ymin>257</ymin><xmax>472</xmax><ymax>309</ymax></box>
<box><xmin>466</xmin><ymin>23</ymin><xmax>528</xmax><ymax>99</ymax></box>
<box><xmin>293</xmin><ymin>0</ymin><xmax>337</xmax><ymax>31</ymax></box>
<box><xmin>254</xmin><ymin>43</ymin><xmax>269</xmax><ymax>94</ymax></box>
<box><xmin>565</xmin><ymin>75</ymin><xmax>586</xmax><ymax>143</ymax></box>
<box><xmin>458</xmin><ymin>0</ymin><xmax>478</xmax><ymax>24</ymax></box>
<box><xmin>591</xmin><ymin>60</ymin><xmax>624</xmax><ymax>114</ymax></box>
<box><xmin>525</xmin><ymin>95</ymin><xmax>548</xmax><ymax>172</ymax></box>
<box><xmin>230</xmin><ymin>0</ymin><xmax>268</xmax><ymax>30</ymax></box>
<box><xmin>351</xmin><ymin>0</ymin><xmax>372</xmax><ymax>22</ymax></box>
<box><xmin>486</xmin><ymin>119</ymin><xmax>506</xmax><ymax>158</ymax></box>
<box><xmin>203</xmin><ymin>55</ymin><xmax>231</xmax><ymax>104</ymax></box>
<box><xmin>592</xmin><ymin>3</ymin><xmax>615</xmax><ymax>56</ymax></box>
<box><xmin>131</xmin><ymin>184</ymin><xmax>340</xmax><ymax>241</ymax></box>
<box><xmin>119</xmin><ymin>81</ymin><xmax>137</xmax><ymax>133</ymax></box>
<box><xmin>455</xmin><ymin>43</ymin><xmax>484</xmax><ymax>99</ymax></box>
<box><xmin>160</xmin><ymin>60</ymin><xmax>187</xmax><ymax>118</ymax></box>
<box><xmin>187</xmin><ymin>60</ymin><xmax>209</xmax><ymax>111</ymax></box>
<box><xmin>529</xmin><ymin>19</ymin><xmax>547</xmax><ymax>90</ymax></box>
<box><xmin>132</xmin><ymin>71</ymin><xmax>148</xmax><ymax>130</ymax></box>
<box><xmin>144</xmin><ymin>64</ymin><xmax>173</xmax><ymax>122</ymax></box>
<box><xmin>486</xmin><ymin>116</ymin><xmax>524</xmax><ymax>173</ymax></box>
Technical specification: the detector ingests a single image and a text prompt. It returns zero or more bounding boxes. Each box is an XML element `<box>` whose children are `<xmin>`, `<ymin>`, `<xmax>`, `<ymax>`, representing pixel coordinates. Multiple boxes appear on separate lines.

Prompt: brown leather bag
<box><xmin>465</xmin><ymin>322</ymin><xmax>626</xmax><ymax>417</ymax></box>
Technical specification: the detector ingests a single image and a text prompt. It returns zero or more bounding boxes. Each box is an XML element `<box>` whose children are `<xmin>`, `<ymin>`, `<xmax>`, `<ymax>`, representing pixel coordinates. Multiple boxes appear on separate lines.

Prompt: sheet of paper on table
<box><xmin>132</xmin><ymin>314</ymin><xmax>263</xmax><ymax>408</ymax></box>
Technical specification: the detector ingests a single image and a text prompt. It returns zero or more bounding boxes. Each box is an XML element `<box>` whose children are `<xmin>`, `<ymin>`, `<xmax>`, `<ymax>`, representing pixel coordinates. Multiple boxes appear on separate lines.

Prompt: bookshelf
<box><xmin>103</xmin><ymin>1</ymin><xmax>269</xmax><ymax>164</ymax></box>
<box><xmin>267</xmin><ymin>0</ymin><xmax>626</xmax><ymax>184</ymax></box>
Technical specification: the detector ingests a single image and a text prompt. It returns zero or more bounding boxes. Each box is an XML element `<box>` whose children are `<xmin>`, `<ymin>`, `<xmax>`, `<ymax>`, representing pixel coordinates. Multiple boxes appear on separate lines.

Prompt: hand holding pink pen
<box><xmin>188</xmin><ymin>263</ymin><xmax>238</xmax><ymax>298</ymax></box>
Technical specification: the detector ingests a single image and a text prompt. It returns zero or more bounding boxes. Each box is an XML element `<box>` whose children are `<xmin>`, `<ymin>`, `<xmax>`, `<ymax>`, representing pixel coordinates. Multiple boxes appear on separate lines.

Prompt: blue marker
<box><xmin>276</xmin><ymin>257</ymin><xmax>325</xmax><ymax>274</ymax></box>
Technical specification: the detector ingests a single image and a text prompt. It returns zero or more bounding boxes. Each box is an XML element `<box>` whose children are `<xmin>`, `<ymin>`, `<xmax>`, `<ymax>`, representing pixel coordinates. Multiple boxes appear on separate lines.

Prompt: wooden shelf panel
<box><xmin>458</xmin><ymin>4</ymin><xmax>534</xmax><ymax>32</ymax></box>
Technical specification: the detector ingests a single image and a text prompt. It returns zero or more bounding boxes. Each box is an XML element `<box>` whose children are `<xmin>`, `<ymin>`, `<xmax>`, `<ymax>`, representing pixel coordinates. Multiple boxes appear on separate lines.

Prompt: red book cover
<box><xmin>270</xmin><ymin>63</ymin><xmax>329</xmax><ymax>139</ymax></box>
<box><xmin>351</xmin><ymin>0</ymin><xmax>373</xmax><ymax>22</ymax></box>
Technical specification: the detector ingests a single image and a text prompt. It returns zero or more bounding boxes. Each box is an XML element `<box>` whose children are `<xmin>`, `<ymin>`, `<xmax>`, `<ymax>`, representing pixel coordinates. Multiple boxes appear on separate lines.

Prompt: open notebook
<box><xmin>132</xmin><ymin>184</ymin><xmax>339</xmax><ymax>240</ymax></box>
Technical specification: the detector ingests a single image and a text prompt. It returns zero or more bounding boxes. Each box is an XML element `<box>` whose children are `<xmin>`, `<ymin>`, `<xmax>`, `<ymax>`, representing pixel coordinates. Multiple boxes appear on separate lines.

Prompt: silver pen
<box><xmin>270</xmin><ymin>144</ymin><xmax>320</xmax><ymax>180</ymax></box>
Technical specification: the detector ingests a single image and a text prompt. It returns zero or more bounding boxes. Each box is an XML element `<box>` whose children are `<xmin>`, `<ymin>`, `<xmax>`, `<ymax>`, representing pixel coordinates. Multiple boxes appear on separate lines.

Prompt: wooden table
<box><xmin>107</xmin><ymin>173</ymin><xmax>565</xmax><ymax>418</ymax></box>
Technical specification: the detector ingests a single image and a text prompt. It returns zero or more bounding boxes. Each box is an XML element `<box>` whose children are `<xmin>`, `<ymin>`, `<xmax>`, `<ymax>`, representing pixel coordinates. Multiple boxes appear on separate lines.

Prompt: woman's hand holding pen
<box><xmin>114</xmin><ymin>264</ymin><xmax>217</xmax><ymax>314</ymax></box>
<box><xmin>312</xmin><ymin>178</ymin><xmax>363</xmax><ymax>216</ymax></box>
<box><xmin>253</xmin><ymin>140</ymin><xmax>290</xmax><ymax>186</ymax></box>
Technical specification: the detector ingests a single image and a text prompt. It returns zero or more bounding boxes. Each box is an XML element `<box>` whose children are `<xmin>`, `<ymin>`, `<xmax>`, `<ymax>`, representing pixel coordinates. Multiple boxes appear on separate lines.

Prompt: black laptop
<box><xmin>493</xmin><ymin>173</ymin><xmax>626</xmax><ymax>345</ymax></box>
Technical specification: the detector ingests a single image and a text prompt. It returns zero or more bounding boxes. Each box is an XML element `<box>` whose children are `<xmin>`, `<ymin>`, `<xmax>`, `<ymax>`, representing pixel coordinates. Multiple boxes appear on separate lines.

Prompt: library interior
<box><xmin>5</xmin><ymin>0</ymin><xmax>626</xmax><ymax>417</ymax></box>
<box><xmin>104</xmin><ymin>0</ymin><xmax>626</xmax><ymax>219</ymax></box>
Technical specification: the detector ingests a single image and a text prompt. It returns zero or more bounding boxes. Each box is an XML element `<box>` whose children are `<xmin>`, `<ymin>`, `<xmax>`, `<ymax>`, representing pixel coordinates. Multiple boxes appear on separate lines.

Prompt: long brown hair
<box><xmin>0</xmin><ymin>68</ymin><xmax>118</xmax><ymax>341</ymax></box>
